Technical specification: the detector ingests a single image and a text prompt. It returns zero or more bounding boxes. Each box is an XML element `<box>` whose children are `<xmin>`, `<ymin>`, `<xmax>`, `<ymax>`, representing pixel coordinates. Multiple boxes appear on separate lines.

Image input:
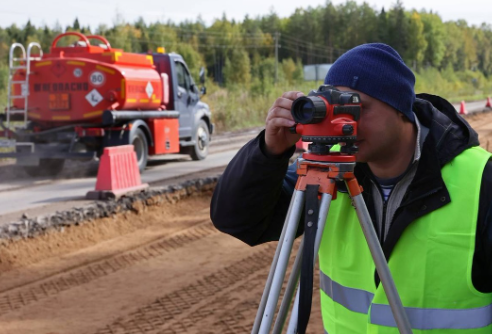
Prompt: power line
<box><xmin>281</xmin><ymin>44</ymin><xmax>339</xmax><ymax>61</ymax></box>
<box><xmin>124</xmin><ymin>26</ymin><xmax>347</xmax><ymax>55</ymax></box>
<box><xmin>113</xmin><ymin>25</ymin><xmax>272</xmax><ymax>40</ymax></box>
<box><xmin>106</xmin><ymin>35</ymin><xmax>274</xmax><ymax>49</ymax></box>
<box><xmin>172</xmin><ymin>26</ymin><xmax>271</xmax><ymax>38</ymax></box>
<box><xmin>280</xmin><ymin>34</ymin><xmax>346</xmax><ymax>54</ymax></box>
<box><xmin>99</xmin><ymin>30</ymin><xmax>270</xmax><ymax>44</ymax></box>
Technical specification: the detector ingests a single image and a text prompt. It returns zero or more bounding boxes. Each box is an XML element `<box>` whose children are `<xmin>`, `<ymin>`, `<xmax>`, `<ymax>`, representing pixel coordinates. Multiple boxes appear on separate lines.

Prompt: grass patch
<box><xmin>415</xmin><ymin>67</ymin><xmax>492</xmax><ymax>103</ymax></box>
<box><xmin>202</xmin><ymin>80</ymin><xmax>326</xmax><ymax>133</ymax></box>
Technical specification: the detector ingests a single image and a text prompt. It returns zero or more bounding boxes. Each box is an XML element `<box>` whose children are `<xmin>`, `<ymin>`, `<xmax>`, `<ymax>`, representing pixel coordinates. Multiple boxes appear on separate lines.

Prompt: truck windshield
<box><xmin>176</xmin><ymin>62</ymin><xmax>192</xmax><ymax>92</ymax></box>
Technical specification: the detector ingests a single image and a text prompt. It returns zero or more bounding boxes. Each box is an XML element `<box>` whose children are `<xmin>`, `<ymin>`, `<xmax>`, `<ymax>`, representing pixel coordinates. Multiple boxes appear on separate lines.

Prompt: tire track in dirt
<box><xmin>92</xmin><ymin>241</ymin><xmax>324</xmax><ymax>334</ymax></box>
<box><xmin>466</xmin><ymin>113</ymin><xmax>492</xmax><ymax>150</ymax></box>
<box><xmin>467</xmin><ymin>114</ymin><xmax>492</xmax><ymax>133</ymax></box>
<box><xmin>93</xmin><ymin>245</ymin><xmax>276</xmax><ymax>334</ymax></box>
<box><xmin>0</xmin><ymin>221</ymin><xmax>219</xmax><ymax>315</ymax></box>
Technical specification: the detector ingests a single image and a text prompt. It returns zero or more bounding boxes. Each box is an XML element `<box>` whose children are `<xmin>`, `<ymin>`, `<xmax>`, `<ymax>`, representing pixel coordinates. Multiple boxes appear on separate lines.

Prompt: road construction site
<box><xmin>0</xmin><ymin>104</ymin><xmax>491</xmax><ymax>334</ymax></box>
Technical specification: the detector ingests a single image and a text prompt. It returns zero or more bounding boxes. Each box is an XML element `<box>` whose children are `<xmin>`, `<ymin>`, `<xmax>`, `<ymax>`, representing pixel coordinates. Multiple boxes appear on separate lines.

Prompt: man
<box><xmin>210</xmin><ymin>43</ymin><xmax>492</xmax><ymax>332</ymax></box>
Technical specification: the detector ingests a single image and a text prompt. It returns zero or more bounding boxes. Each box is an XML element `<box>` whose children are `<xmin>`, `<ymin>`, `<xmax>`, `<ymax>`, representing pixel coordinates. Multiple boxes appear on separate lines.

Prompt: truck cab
<box><xmin>152</xmin><ymin>53</ymin><xmax>214</xmax><ymax>160</ymax></box>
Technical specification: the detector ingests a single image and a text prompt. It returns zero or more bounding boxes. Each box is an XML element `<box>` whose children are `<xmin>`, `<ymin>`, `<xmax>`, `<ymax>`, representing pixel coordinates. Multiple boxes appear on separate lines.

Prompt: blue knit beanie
<box><xmin>324</xmin><ymin>43</ymin><xmax>416</xmax><ymax>122</ymax></box>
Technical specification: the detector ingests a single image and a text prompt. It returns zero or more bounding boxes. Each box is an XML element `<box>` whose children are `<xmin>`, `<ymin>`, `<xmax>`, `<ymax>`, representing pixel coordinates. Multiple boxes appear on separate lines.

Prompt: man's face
<box><xmin>336</xmin><ymin>86</ymin><xmax>408</xmax><ymax>164</ymax></box>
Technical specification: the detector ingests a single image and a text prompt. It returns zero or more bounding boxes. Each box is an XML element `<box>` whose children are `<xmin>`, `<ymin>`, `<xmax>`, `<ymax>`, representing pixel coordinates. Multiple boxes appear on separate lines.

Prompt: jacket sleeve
<box><xmin>474</xmin><ymin>160</ymin><xmax>492</xmax><ymax>293</ymax></box>
<box><xmin>210</xmin><ymin>130</ymin><xmax>300</xmax><ymax>246</ymax></box>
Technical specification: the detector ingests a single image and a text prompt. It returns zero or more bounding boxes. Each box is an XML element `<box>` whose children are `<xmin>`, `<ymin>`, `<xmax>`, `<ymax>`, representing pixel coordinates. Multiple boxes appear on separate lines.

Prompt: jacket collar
<box><xmin>414</xmin><ymin>93</ymin><xmax>479</xmax><ymax>166</ymax></box>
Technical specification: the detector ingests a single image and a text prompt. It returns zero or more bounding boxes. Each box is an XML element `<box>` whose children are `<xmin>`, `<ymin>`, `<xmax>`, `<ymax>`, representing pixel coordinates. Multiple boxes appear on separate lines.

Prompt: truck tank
<box><xmin>12</xmin><ymin>32</ymin><xmax>164</xmax><ymax>127</ymax></box>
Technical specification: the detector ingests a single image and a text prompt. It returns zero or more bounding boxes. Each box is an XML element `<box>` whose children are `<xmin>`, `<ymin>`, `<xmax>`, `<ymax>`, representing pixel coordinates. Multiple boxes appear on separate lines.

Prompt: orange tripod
<box><xmin>251</xmin><ymin>153</ymin><xmax>413</xmax><ymax>334</ymax></box>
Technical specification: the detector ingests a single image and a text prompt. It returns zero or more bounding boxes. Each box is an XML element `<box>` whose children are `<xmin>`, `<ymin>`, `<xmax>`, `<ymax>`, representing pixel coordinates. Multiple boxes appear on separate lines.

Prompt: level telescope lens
<box><xmin>295</xmin><ymin>99</ymin><xmax>314</xmax><ymax>121</ymax></box>
<box><xmin>291</xmin><ymin>96</ymin><xmax>327</xmax><ymax>124</ymax></box>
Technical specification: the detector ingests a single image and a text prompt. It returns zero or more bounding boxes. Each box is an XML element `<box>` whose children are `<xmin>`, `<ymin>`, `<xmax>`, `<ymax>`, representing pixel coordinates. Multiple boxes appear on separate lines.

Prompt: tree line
<box><xmin>0</xmin><ymin>0</ymin><xmax>491</xmax><ymax>124</ymax></box>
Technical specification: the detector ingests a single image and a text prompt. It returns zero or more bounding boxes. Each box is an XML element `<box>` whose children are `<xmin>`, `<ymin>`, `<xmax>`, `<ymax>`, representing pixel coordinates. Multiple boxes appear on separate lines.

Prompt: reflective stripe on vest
<box><xmin>320</xmin><ymin>270</ymin><xmax>492</xmax><ymax>330</ymax></box>
<box><xmin>320</xmin><ymin>269</ymin><xmax>373</xmax><ymax>314</ymax></box>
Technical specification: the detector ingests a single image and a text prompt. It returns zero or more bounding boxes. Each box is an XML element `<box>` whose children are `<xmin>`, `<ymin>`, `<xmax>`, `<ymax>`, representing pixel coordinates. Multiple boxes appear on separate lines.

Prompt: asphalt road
<box><xmin>0</xmin><ymin>129</ymin><xmax>260</xmax><ymax>223</ymax></box>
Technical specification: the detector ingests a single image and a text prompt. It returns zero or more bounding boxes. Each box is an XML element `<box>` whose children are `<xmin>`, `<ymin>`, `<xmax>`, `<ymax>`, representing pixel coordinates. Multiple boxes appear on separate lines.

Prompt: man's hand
<box><xmin>264</xmin><ymin>91</ymin><xmax>304</xmax><ymax>156</ymax></box>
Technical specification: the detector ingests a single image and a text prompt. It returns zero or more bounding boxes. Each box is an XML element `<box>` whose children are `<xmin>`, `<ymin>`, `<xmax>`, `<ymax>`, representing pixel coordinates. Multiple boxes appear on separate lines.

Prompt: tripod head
<box><xmin>289</xmin><ymin>85</ymin><xmax>361</xmax><ymax>162</ymax></box>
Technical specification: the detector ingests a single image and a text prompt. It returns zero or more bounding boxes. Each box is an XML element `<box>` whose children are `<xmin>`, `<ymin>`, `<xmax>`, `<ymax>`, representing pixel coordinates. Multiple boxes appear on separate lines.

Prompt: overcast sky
<box><xmin>1</xmin><ymin>0</ymin><xmax>491</xmax><ymax>29</ymax></box>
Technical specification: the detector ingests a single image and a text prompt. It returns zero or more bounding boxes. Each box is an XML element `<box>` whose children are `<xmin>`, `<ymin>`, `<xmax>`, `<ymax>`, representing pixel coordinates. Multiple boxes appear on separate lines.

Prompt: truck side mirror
<box><xmin>199</xmin><ymin>67</ymin><xmax>206</xmax><ymax>84</ymax></box>
<box><xmin>199</xmin><ymin>66</ymin><xmax>206</xmax><ymax>95</ymax></box>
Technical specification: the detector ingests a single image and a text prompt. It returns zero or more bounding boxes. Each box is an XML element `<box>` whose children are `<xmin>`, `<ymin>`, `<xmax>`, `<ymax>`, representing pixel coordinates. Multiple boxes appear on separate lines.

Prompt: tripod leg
<box><xmin>350</xmin><ymin>190</ymin><xmax>413</xmax><ymax>334</ymax></box>
<box><xmin>286</xmin><ymin>288</ymin><xmax>300</xmax><ymax>334</ymax></box>
<box><xmin>285</xmin><ymin>192</ymin><xmax>333</xmax><ymax>334</ymax></box>
<box><xmin>258</xmin><ymin>190</ymin><xmax>305</xmax><ymax>334</ymax></box>
<box><xmin>271</xmin><ymin>239</ymin><xmax>303</xmax><ymax>334</ymax></box>
<box><xmin>251</xmin><ymin>188</ymin><xmax>302</xmax><ymax>334</ymax></box>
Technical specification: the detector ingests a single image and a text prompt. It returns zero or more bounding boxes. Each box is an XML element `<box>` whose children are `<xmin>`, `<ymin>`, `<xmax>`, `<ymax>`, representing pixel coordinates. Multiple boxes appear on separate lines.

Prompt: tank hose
<box><xmin>0</xmin><ymin>118</ymin><xmax>104</xmax><ymax>140</ymax></box>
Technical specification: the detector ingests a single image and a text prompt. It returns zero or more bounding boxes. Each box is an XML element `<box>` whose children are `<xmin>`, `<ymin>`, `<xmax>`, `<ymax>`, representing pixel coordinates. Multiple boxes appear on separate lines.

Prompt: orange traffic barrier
<box><xmin>486</xmin><ymin>97</ymin><xmax>492</xmax><ymax>109</ymax></box>
<box><xmin>86</xmin><ymin>145</ymin><xmax>148</xmax><ymax>200</ymax></box>
<box><xmin>459</xmin><ymin>101</ymin><xmax>468</xmax><ymax>115</ymax></box>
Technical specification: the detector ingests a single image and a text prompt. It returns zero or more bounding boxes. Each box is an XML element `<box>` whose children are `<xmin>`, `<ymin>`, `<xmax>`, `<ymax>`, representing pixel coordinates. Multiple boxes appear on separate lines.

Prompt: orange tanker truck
<box><xmin>0</xmin><ymin>32</ymin><xmax>214</xmax><ymax>176</ymax></box>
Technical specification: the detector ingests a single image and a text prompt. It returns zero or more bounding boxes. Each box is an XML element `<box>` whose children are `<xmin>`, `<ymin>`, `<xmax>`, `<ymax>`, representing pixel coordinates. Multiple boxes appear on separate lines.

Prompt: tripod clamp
<box><xmin>251</xmin><ymin>155</ymin><xmax>413</xmax><ymax>334</ymax></box>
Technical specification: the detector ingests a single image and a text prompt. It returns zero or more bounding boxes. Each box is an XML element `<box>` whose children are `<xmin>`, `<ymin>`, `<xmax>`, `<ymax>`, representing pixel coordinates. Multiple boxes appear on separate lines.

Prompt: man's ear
<box><xmin>400</xmin><ymin>112</ymin><xmax>412</xmax><ymax>123</ymax></box>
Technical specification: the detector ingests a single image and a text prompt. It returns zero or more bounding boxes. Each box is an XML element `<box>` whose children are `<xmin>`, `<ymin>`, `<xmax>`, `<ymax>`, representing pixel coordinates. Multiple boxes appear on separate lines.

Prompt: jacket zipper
<box><xmin>381</xmin><ymin>200</ymin><xmax>387</xmax><ymax>242</ymax></box>
<box><xmin>371</xmin><ymin>179</ymin><xmax>390</xmax><ymax>244</ymax></box>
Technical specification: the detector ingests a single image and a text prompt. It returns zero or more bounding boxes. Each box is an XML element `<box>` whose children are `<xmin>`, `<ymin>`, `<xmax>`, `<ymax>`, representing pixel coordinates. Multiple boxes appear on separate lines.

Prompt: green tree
<box><xmin>260</xmin><ymin>9</ymin><xmax>282</xmax><ymax>34</ymax></box>
<box><xmin>203</xmin><ymin>16</ymin><xmax>246</xmax><ymax>85</ymax></box>
<box><xmin>456</xmin><ymin>21</ymin><xmax>478</xmax><ymax>71</ymax></box>
<box><xmin>251</xmin><ymin>57</ymin><xmax>276</xmax><ymax>95</ymax></box>
<box><xmin>473</xmin><ymin>26</ymin><xmax>491</xmax><ymax>75</ymax></box>
<box><xmin>281</xmin><ymin>58</ymin><xmax>297</xmax><ymax>84</ymax></box>
<box><xmin>0</xmin><ymin>62</ymin><xmax>9</xmax><ymax>110</ymax></box>
<box><xmin>441</xmin><ymin>22</ymin><xmax>463</xmax><ymax>70</ymax></box>
<box><xmin>377</xmin><ymin>8</ymin><xmax>389</xmax><ymax>43</ymax></box>
<box><xmin>405</xmin><ymin>11</ymin><xmax>427</xmax><ymax>68</ymax></box>
<box><xmin>387</xmin><ymin>0</ymin><xmax>408</xmax><ymax>55</ymax></box>
<box><xmin>175</xmin><ymin>43</ymin><xmax>204</xmax><ymax>78</ymax></box>
<box><xmin>421</xmin><ymin>12</ymin><xmax>446</xmax><ymax>67</ymax></box>
<box><xmin>320</xmin><ymin>2</ymin><xmax>338</xmax><ymax>61</ymax></box>
<box><xmin>360</xmin><ymin>3</ymin><xmax>379</xmax><ymax>43</ymax></box>
<box><xmin>106</xmin><ymin>24</ymin><xmax>132</xmax><ymax>51</ymax></box>
<box><xmin>223</xmin><ymin>48</ymin><xmax>251</xmax><ymax>87</ymax></box>
<box><xmin>0</xmin><ymin>28</ymin><xmax>10</xmax><ymax>60</ymax></box>
<box><xmin>23</xmin><ymin>20</ymin><xmax>36</xmax><ymax>44</ymax></box>
<box><xmin>73</xmin><ymin>18</ymin><xmax>81</xmax><ymax>31</ymax></box>
<box><xmin>293</xmin><ymin>58</ymin><xmax>304</xmax><ymax>82</ymax></box>
<box><xmin>145</xmin><ymin>23</ymin><xmax>178</xmax><ymax>53</ymax></box>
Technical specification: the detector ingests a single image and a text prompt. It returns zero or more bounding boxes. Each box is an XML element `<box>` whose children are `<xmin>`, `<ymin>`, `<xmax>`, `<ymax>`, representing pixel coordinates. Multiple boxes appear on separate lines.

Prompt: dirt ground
<box><xmin>0</xmin><ymin>111</ymin><xmax>491</xmax><ymax>334</ymax></box>
<box><xmin>0</xmin><ymin>192</ymin><xmax>324</xmax><ymax>334</ymax></box>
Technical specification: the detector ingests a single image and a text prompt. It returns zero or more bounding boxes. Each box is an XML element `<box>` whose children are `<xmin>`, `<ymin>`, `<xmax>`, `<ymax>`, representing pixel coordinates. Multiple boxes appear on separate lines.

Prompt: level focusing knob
<box><xmin>342</xmin><ymin>124</ymin><xmax>354</xmax><ymax>135</ymax></box>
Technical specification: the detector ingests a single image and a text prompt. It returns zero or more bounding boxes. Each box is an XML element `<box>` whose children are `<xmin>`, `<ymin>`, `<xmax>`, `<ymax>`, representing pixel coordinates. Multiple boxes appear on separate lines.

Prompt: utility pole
<box><xmin>274</xmin><ymin>31</ymin><xmax>280</xmax><ymax>84</ymax></box>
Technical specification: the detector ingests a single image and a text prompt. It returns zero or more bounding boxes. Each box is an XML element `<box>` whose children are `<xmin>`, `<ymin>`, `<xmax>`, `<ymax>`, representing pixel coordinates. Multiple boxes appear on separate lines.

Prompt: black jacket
<box><xmin>210</xmin><ymin>94</ymin><xmax>492</xmax><ymax>293</ymax></box>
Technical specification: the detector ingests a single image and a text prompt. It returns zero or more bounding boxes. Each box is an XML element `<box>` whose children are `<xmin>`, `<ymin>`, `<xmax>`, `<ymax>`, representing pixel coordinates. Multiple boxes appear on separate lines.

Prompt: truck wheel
<box><xmin>189</xmin><ymin>120</ymin><xmax>209</xmax><ymax>161</ymax></box>
<box><xmin>24</xmin><ymin>159</ymin><xmax>65</xmax><ymax>177</ymax></box>
<box><xmin>131</xmin><ymin>128</ymin><xmax>148</xmax><ymax>173</ymax></box>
